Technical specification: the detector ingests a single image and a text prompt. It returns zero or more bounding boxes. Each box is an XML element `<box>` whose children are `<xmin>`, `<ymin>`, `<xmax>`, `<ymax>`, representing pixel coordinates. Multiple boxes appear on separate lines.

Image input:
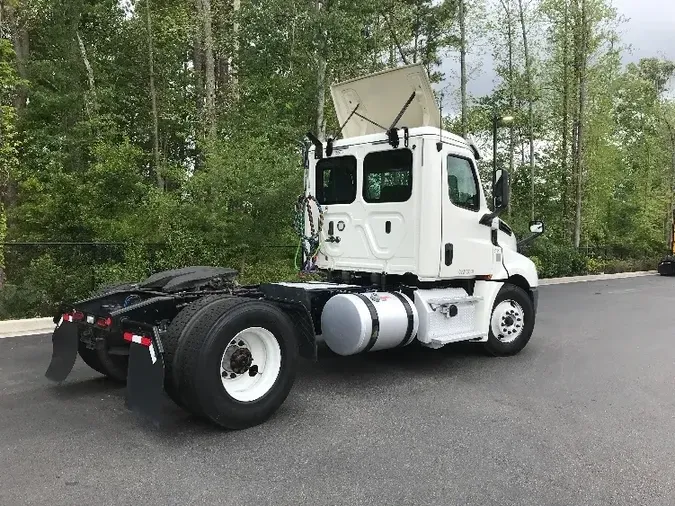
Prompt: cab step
<box><xmin>414</xmin><ymin>288</ymin><xmax>486</xmax><ymax>348</ymax></box>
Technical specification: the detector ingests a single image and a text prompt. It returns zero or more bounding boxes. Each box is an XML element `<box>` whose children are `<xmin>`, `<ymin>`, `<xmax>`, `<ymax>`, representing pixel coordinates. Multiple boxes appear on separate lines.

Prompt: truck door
<box><xmin>438</xmin><ymin>151</ymin><xmax>497</xmax><ymax>278</ymax></box>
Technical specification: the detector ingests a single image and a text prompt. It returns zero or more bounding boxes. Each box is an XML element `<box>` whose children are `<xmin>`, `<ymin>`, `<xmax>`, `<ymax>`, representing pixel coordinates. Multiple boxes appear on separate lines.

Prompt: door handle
<box><xmin>445</xmin><ymin>244</ymin><xmax>453</xmax><ymax>266</ymax></box>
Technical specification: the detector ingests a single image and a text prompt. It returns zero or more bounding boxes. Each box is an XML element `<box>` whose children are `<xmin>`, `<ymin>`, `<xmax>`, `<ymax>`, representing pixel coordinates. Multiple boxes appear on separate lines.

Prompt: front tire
<box><xmin>171</xmin><ymin>298</ymin><xmax>298</xmax><ymax>429</ymax></box>
<box><xmin>483</xmin><ymin>284</ymin><xmax>535</xmax><ymax>356</ymax></box>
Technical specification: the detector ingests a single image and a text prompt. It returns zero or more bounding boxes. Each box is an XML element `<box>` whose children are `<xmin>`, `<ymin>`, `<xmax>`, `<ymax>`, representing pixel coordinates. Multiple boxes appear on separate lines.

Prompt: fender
<box><xmin>490</xmin><ymin>247</ymin><xmax>539</xmax><ymax>314</ymax></box>
<box><xmin>494</xmin><ymin>247</ymin><xmax>539</xmax><ymax>289</ymax></box>
<box><xmin>473</xmin><ymin>280</ymin><xmax>504</xmax><ymax>342</ymax></box>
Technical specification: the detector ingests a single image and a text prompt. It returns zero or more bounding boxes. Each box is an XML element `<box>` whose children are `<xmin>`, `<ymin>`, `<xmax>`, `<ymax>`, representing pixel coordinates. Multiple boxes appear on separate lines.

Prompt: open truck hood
<box><xmin>330</xmin><ymin>63</ymin><xmax>441</xmax><ymax>139</ymax></box>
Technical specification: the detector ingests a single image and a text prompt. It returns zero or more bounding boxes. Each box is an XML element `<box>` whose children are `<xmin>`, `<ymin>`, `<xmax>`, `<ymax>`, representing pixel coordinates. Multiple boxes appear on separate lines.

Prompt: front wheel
<box><xmin>483</xmin><ymin>284</ymin><xmax>535</xmax><ymax>356</ymax></box>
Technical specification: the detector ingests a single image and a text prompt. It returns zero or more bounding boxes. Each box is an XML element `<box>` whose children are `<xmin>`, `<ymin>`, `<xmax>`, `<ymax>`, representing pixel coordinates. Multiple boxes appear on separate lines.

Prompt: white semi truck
<box><xmin>45</xmin><ymin>64</ymin><xmax>544</xmax><ymax>429</ymax></box>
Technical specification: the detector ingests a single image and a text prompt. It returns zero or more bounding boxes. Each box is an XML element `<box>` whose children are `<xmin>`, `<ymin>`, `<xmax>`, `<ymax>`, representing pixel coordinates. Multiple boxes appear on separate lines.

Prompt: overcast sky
<box><xmin>437</xmin><ymin>0</ymin><xmax>675</xmax><ymax>114</ymax></box>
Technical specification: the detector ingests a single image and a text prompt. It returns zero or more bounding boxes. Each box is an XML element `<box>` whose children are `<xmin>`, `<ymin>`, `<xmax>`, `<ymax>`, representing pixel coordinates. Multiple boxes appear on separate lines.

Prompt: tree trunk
<box><xmin>518</xmin><ymin>0</ymin><xmax>535</xmax><ymax>220</ymax></box>
<box><xmin>671</xmin><ymin>136</ymin><xmax>675</xmax><ymax>254</ymax></box>
<box><xmin>194</xmin><ymin>0</ymin><xmax>204</xmax><ymax>116</ymax></box>
<box><xmin>76</xmin><ymin>32</ymin><xmax>97</xmax><ymax>118</ymax></box>
<box><xmin>4</xmin><ymin>4</ymin><xmax>29</xmax><ymax>112</ymax></box>
<box><xmin>382</xmin><ymin>11</ymin><xmax>409</xmax><ymax>65</ymax></box>
<box><xmin>413</xmin><ymin>1</ymin><xmax>420</xmax><ymax>63</ymax></box>
<box><xmin>315</xmin><ymin>0</ymin><xmax>327</xmax><ymax>141</ymax></box>
<box><xmin>316</xmin><ymin>57</ymin><xmax>326</xmax><ymax>141</ymax></box>
<box><xmin>193</xmin><ymin>0</ymin><xmax>205</xmax><ymax>170</ymax></box>
<box><xmin>499</xmin><ymin>0</ymin><xmax>516</xmax><ymax>216</ymax></box>
<box><xmin>570</xmin><ymin>0</ymin><xmax>580</xmax><ymax>245</ymax></box>
<box><xmin>573</xmin><ymin>0</ymin><xmax>587</xmax><ymax>249</ymax></box>
<box><xmin>231</xmin><ymin>0</ymin><xmax>240</xmax><ymax>100</ymax></box>
<box><xmin>202</xmin><ymin>0</ymin><xmax>216</xmax><ymax>140</ymax></box>
<box><xmin>665</xmin><ymin>117</ymin><xmax>675</xmax><ymax>253</ymax></box>
<box><xmin>146</xmin><ymin>0</ymin><xmax>163</xmax><ymax>190</ymax></box>
<box><xmin>561</xmin><ymin>0</ymin><xmax>570</xmax><ymax>241</ymax></box>
<box><xmin>459</xmin><ymin>0</ymin><xmax>468</xmax><ymax>136</ymax></box>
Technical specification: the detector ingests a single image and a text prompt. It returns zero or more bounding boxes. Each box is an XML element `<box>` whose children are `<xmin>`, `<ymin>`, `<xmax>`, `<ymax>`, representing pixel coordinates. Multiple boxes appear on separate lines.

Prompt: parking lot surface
<box><xmin>1</xmin><ymin>275</ymin><xmax>674</xmax><ymax>505</ymax></box>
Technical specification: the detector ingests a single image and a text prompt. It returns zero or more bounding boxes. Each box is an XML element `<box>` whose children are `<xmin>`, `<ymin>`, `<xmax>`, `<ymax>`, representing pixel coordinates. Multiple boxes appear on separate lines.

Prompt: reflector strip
<box><xmin>123</xmin><ymin>332</ymin><xmax>152</xmax><ymax>347</ymax></box>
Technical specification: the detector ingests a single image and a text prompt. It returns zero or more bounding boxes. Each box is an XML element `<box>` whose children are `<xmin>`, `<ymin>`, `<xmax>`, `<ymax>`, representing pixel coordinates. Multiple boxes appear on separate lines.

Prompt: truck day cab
<box><xmin>45</xmin><ymin>64</ymin><xmax>544</xmax><ymax>429</ymax></box>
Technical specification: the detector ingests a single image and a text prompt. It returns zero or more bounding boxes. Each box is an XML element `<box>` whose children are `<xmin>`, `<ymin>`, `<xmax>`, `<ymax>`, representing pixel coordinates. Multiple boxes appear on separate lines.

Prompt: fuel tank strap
<box><xmin>354</xmin><ymin>293</ymin><xmax>380</xmax><ymax>352</ymax></box>
<box><xmin>392</xmin><ymin>292</ymin><xmax>415</xmax><ymax>347</ymax></box>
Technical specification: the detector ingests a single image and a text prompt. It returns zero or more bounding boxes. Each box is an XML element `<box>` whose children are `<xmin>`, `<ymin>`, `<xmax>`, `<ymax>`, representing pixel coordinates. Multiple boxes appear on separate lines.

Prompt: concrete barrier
<box><xmin>0</xmin><ymin>317</ymin><xmax>56</xmax><ymax>339</ymax></box>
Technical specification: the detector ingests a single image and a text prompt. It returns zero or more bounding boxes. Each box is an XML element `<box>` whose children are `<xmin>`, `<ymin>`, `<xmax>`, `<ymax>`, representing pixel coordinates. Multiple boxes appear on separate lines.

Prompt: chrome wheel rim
<box><xmin>491</xmin><ymin>300</ymin><xmax>525</xmax><ymax>344</ymax></box>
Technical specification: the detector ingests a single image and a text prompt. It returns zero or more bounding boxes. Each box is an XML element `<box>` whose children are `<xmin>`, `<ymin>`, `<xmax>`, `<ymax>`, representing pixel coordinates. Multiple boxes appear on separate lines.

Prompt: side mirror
<box><xmin>480</xmin><ymin>169</ymin><xmax>511</xmax><ymax>227</ymax></box>
<box><xmin>529</xmin><ymin>220</ymin><xmax>544</xmax><ymax>234</ymax></box>
<box><xmin>517</xmin><ymin>219</ymin><xmax>546</xmax><ymax>251</ymax></box>
<box><xmin>494</xmin><ymin>169</ymin><xmax>510</xmax><ymax>211</ymax></box>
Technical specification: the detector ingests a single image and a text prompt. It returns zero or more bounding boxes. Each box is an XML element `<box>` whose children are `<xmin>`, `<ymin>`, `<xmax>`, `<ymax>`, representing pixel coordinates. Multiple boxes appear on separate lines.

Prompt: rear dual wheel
<box><xmin>163</xmin><ymin>297</ymin><xmax>298</xmax><ymax>429</ymax></box>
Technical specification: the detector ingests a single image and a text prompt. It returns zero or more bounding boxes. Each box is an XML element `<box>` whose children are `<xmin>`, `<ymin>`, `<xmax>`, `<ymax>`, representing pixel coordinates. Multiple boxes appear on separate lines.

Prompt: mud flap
<box><xmin>45</xmin><ymin>320</ymin><xmax>79</xmax><ymax>382</ymax></box>
<box><xmin>125</xmin><ymin>338</ymin><xmax>165</xmax><ymax>427</ymax></box>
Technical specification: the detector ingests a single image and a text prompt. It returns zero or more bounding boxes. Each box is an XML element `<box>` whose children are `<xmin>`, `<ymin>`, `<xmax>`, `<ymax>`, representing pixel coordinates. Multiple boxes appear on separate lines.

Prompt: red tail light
<box><xmin>63</xmin><ymin>311</ymin><xmax>84</xmax><ymax>323</ymax></box>
<box><xmin>96</xmin><ymin>316</ymin><xmax>113</xmax><ymax>328</ymax></box>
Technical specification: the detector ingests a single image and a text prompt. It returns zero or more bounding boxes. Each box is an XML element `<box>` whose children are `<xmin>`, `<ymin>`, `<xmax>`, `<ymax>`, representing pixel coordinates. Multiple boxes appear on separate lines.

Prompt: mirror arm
<box><xmin>517</xmin><ymin>229</ymin><xmax>544</xmax><ymax>252</ymax></box>
<box><xmin>480</xmin><ymin>208</ymin><xmax>505</xmax><ymax>226</ymax></box>
<box><xmin>517</xmin><ymin>233</ymin><xmax>539</xmax><ymax>251</ymax></box>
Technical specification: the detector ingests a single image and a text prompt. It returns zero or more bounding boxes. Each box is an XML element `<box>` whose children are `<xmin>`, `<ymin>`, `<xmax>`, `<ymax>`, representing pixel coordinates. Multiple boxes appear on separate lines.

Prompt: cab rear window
<box><xmin>316</xmin><ymin>156</ymin><xmax>357</xmax><ymax>205</ymax></box>
<box><xmin>363</xmin><ymin>149</ymin><xmax>413</xmax><ymax>203</ymax></box>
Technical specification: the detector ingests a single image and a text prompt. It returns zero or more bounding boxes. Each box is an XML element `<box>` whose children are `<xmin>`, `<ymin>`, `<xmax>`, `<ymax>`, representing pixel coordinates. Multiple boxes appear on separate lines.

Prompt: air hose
<box><xmin>292</xmin><ymin>194</ymin><xmax>324</xmax><ymax>272</ymax></box>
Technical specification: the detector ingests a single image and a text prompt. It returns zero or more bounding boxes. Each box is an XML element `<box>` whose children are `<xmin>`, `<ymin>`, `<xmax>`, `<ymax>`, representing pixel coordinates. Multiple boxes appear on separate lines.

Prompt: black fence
<box><xmin>579</xmin><ymin>244</ymin><xmax>655</xmax><ymax>261</ymax></box>
<box><xmin>0</xmin><ymin>242</ymin><xmax>300</xmax><ymax>318</ymax></box>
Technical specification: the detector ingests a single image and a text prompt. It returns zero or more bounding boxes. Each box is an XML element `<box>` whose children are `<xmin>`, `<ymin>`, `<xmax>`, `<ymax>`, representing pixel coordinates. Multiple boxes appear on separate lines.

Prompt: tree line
<box><xmin>0</xmin><ymin>0</ymin><xmax>673</xmax><ymax>317</ymax></box>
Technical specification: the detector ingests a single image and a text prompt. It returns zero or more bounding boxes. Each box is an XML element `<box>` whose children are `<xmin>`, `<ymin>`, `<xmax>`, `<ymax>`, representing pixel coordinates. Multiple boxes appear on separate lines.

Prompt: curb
<box><xmin>0</xmin><ymin>270</ymin><xmax>660</xmax><ymax>338</ymax></box>
<box><xmin>539</xmin><ymin>270</ymin><xmax>657</xmax><ymax>286</ymax></box>
<box><xmin>0</xmin><ymin>317</ymin><xmax>55</xmax><ymax>339</ymax></box>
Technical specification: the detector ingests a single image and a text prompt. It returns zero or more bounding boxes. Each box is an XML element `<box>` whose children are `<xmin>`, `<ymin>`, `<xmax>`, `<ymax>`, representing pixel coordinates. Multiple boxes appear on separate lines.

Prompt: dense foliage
<box><xmin>0</xmin><ymin>0</ymin><xmax>673</xmax><ymax>318</ymax></box>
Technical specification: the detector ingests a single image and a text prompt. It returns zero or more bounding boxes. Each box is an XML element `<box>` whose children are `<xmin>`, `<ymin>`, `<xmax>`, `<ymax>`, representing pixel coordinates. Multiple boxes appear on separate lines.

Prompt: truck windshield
<box><xmin>316</xmin><ymin>156</ymin><xmax>357</xmax><ymax>205</ymax></box>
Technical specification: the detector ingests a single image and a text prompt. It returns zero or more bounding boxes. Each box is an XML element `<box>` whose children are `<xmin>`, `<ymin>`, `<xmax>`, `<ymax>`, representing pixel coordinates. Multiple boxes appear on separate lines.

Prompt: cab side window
<box><xmin>447</xmin><ymin>155</ymin><xmax>479</xmax><ymax>211</ymax></box>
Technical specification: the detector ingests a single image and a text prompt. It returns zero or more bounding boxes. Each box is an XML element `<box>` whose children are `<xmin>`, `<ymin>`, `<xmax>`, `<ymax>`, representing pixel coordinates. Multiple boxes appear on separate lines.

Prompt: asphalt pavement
<box><xmin>1</xmin><ymin>275</ymin><xmax>674</xmax><ymax>506</ymax></box>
